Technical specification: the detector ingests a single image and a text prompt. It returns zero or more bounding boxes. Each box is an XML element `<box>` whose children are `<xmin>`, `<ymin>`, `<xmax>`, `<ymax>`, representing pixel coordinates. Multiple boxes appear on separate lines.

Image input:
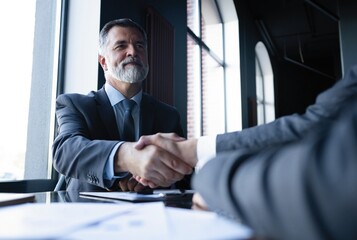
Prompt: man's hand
<box><xmin>192</xmin><ymin>193</ymin><xmax>210</xmax><ymax>211</ymax></box>
<box><xmin>115</xmin><ymin>140</ymin><xmax>193</xmax><ymax>188</ymax></box>
<box><xmin>133</xmin><ymin>133</ymin><xmax>198</xmax><ymax>187</ymax></box>
<box><xmin>118</xmin><ymin>174</ymin><xmax>147</xmax><ymax>192</ymax></box>
<box><xmin>135</xmin><ymin>133</ymin><xmax>198</xmax><ymax>167</ymax></box>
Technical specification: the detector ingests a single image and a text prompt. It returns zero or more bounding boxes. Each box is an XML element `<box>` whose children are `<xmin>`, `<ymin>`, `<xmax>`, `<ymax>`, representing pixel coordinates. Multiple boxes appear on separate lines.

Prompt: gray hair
<box><xmin>98</xmin><ymin>18</ymin><xmax>147</xmax><ymax>55</ymax></box>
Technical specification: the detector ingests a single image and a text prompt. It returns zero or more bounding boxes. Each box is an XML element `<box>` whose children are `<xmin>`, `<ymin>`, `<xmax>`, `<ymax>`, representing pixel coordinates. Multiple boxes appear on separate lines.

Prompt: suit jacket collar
<box><xmin>94</xmin><ymin>87</ymin><xmax>120</xmax><ymax>139</ymax></box>
<box><xmin>94</xmin><ymin>88</ymin><xmax>156</xmax><ymax>140</ymax></box>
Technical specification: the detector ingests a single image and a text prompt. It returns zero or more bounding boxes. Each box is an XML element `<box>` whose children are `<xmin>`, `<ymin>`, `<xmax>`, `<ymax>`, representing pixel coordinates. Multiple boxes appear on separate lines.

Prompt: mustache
<box><xmin>121</xmin><ymin>57</ymin><xmax>144</xmax><ymax>67</ymax></box>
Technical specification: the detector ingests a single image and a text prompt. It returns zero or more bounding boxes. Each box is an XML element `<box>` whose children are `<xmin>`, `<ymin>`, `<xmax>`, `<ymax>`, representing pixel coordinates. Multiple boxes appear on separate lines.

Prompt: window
<box><xmin>255</xmin><ymin>41</ymin><xmax>275</xmax><ymax>125</ymax></box>
<box><xmin>0</xmin><ymin>1</ymin><xmax>35</xmax><ymax>180</ymax></box>
<box><xmin>187</xmin><ymin>0</ymin><xmax>241</xmax><ymax>138</ymax></box>
<box><xmin>0</xmin><ymin>0</ymin><xmax>62</xmax><ymax>180</ymax></box>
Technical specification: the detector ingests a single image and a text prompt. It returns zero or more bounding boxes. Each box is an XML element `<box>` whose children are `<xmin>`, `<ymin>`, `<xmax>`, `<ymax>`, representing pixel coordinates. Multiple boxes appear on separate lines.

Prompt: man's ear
<box><xmin>98</xmin><ymin>54</ymin><xmax>108</xmax><ymax>71</ymax></box>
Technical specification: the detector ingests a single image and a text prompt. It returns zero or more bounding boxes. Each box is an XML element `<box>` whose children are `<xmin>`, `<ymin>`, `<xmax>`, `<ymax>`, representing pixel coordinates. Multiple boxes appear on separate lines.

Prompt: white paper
<box><xmin>0</xmin><ymin>202</ymin><xmax>136</xmax><ymax>239</ymax></box>
<box><xmin>165</xmin><ymin>207</ymin><xmax>253</xmax><ymax>240</ymax></box>
<box><xmin>63</xmin><ymin>203</ymin><xmax>252</xmax><ymax>240</ymax></box>
<box><xmin>0</xmin><ymin>201</ymin><xmax>252</xmax><ymax>240</ymax></box>
<box><xmin>64</xmin><ymin>202</ymin><xmax>169</xmax><ymax>239</ymax></box>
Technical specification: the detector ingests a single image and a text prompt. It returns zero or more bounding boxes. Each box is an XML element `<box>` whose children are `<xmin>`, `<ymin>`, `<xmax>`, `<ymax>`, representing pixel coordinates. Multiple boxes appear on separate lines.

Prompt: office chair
<box><xmin>0</xmin><ymin>179</ymin><xmax>58</xmax><ymax>193</ymax></box>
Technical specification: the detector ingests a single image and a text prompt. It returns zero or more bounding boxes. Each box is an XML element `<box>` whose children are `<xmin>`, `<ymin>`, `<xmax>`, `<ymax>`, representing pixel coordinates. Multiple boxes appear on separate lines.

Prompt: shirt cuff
<box><xmin>195</xmin><ymin>135</ymin><xmax>217</xmax><ymax>173</ymax></box>
<box><xmin>104</xmin><ymin>142</ymin><xmax>129</xmax><ymax>180</ymax></box>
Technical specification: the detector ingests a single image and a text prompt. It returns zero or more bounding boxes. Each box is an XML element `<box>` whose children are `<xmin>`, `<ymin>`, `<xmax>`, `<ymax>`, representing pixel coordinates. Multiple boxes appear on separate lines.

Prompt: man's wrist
<box><xmin>178</xmin><ymin>138</ymin><xmax>198</xmax><ymax>167</ymax></box>
<box><xmin>115</xmin><ymin>142</ymin><xmax>134</xmax><ymax>173</ymax></box>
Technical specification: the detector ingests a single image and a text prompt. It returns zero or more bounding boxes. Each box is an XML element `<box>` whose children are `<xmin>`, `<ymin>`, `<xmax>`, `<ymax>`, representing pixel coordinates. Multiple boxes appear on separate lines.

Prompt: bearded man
<box><xmin>52</xmin><ymin>18</ymin><xmax>192</xmax><ymax>192</ymax></box>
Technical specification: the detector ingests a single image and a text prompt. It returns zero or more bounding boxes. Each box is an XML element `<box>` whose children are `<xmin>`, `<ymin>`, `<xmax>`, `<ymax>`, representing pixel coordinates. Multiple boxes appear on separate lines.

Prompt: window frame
<box><xmin>255</xmin><ymin>41</ymin><xmax>275</xmax><ymax>125</ymax></box>
<box><xmin>24</xmin><ymin>0</ymin><xmax>62</xmax><ymax>179</ymax></box>
<box><xmin>187</xmin><ymin>0</ymin><xmax>240</xmax><ymax>138</ymax></box>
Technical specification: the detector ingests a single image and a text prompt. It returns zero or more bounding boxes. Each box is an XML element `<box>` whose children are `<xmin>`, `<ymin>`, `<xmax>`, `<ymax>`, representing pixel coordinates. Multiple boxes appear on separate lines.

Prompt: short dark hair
<box><xmin>98</xmin><ymin>18</ymin><xmax>147</xmax><ymax>54</ymax></box>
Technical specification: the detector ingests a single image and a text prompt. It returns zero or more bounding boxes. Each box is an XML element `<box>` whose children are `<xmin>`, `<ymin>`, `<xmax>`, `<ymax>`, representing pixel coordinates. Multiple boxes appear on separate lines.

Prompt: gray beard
<box><xmin>109</xmin><ymin>58</ymin><xmax>149</xmax><ymax>83</ymax></box>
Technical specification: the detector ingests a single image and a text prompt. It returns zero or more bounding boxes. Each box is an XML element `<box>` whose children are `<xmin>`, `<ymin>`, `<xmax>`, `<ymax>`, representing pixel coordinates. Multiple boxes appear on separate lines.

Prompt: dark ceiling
<box><xmin>247</xmin><ymin>0</ymin><xmax>341</xmax><ymax>79</ymax></box>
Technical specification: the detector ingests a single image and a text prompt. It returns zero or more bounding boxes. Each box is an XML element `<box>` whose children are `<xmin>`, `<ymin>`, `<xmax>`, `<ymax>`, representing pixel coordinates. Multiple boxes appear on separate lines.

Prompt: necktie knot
<box><xmin>122</xmin><ymin>99</ymin><xmax>135</xmax><ymax>112</ymax></box>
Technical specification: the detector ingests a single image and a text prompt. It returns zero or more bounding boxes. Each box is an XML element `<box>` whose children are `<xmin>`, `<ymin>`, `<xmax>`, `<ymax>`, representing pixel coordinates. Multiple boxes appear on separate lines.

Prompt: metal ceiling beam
<box><xmin>304</xmin><ymin>0</ymin><xmax>339</xmax><ymax>22</ymax></box>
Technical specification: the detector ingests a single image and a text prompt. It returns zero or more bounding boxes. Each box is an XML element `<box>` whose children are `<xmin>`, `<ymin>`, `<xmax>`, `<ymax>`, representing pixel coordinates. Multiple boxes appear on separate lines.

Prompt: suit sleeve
<box><xmin>52</xmin><ymin>94</ymin><xmax>118</xmax><ymax>189</ymax></box>
<box><xmin>217</xmin><ymin>65</ymin><xmax>357</xmax><ymax>152</ymax></box>
<box><xmin>193</xmin><ymin>97</ymin><xmax>357</xmax><ymax>240</ymax></box>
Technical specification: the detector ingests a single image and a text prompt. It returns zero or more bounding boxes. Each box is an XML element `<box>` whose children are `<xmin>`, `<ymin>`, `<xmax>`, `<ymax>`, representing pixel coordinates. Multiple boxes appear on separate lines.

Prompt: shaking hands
<box><xmin>115</xmin><ymin>133</ymin><xmax>198</xmax><ymax>189</ymax></box>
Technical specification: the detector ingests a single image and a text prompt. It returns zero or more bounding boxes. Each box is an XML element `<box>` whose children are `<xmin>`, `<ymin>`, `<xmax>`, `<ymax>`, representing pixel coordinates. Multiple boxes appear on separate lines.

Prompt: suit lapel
<box><xmin>93</xmin><ymin>90</ymin><xmax>156</xmax><ymax>139</ymax></box>
<box><xmin>140</xmin><ymin>94</ymin><xmax>155</xmax><ymax>135</ymax></box>
<box><xmin>94</xmin><ymin>88</ymin><xmax>120</xmax><ymax>139</ymax></box>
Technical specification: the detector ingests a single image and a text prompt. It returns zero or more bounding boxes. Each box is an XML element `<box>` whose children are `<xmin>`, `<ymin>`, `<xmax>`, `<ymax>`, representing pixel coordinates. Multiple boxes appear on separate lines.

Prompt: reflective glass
<box><xmin>187</xmin><ymin>0</ymin><xmax>200</xmax><ymax>37</ymax></box>
<box><xmin>202</xmin><ymin>0</ymin><xmax>223</xmax><ymax>60</ymax></box>
<box><xmin>202</xmin><ymin>49</ymin><xmax>225</xmax><ymax>135</ymax></box>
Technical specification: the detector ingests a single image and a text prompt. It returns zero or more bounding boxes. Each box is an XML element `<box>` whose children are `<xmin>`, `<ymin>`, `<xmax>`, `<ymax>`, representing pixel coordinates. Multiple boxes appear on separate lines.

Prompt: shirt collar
<box><xmin>105</xmin><ymin>83</ymin><xmax>142</xmax><ymax>107</ymax></box>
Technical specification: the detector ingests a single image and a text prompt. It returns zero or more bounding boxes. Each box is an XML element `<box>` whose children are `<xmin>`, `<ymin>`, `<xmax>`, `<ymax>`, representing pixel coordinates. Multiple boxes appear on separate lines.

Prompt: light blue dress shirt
<box><xmin>103</xmin><ymin>83</ymin><xmax>142</xmax><ymax>180</ymax></box>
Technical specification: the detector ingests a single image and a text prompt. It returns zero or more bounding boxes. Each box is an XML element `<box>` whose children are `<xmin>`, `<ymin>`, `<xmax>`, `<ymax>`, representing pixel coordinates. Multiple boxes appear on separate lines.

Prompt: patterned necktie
<box><xmin>122</xmin><ymin>99</ymin><xmax>136</xmax><ymax>141</ymax></box>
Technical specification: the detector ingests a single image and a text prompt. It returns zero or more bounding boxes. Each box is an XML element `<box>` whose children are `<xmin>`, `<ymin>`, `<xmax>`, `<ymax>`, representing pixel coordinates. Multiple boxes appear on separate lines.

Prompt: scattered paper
<box><xmin>64</xmin><ymin>202</ymin><xmax>169</xmax><ymax>239</ymax></box>
<box><xmin>0</xmin><ymin>201</ymin><xmax>253</xmax><ymax>240</ymax></box>
<box><xmin>0</xmin><ymin>203</ymin><xmax>136</xmax><ymax>239</ymax></box>
<box><xmin>166</xmin><ymin>207</ymin><xmax>253</xmax><ymax>240</ymax></box>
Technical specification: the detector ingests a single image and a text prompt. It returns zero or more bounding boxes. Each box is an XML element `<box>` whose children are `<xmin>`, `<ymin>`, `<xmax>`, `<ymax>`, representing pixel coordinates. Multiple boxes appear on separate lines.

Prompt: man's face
<box><xmin>103</xmin><ymin>26</ymin><xmax>149</xmax><ymax>83</ymax></box>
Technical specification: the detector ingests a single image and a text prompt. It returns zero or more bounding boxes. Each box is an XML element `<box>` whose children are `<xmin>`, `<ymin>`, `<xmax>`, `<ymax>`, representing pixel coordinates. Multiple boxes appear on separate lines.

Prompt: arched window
<box><xmin>255</xmin><ymin>41</ymin><xmax>275</xmax><ymax>125</ymax></box>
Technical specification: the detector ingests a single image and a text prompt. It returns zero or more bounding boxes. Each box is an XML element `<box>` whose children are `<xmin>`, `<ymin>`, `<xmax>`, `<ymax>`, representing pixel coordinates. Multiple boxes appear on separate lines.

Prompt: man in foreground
<box><xmin>135</xmin><ymin>65</ymin><xmax>357</xmax><ymax>239</ymax></box>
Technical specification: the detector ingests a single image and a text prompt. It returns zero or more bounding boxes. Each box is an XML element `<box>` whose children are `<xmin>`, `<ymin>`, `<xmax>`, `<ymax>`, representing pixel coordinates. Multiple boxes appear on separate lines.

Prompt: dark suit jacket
<box><xmin>193</xmin><ymin>66</ymin><xmax>357</xmax><ymax>239</ymax></box>
<box><xmin>52</xmin><ymin>87</ymin><xmax>188</xmax><ymax>191</ymax></box>
<box><xmin>193</xmin><ymin>95</ymin><xmax>357</xmax><ymax>240</ymax></box>
<box><xmin>216</xmin><ymin>65</ymin><xmax>357</xmax><ymax>152</ymax></box>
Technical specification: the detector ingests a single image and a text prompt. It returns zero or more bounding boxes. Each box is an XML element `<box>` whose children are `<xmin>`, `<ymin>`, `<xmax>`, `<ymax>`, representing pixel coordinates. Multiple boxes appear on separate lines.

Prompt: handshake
<box><xmin>115</xmin><ymin>133</ymin><xmax>198</xmax><ymax>192</ymax></box>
